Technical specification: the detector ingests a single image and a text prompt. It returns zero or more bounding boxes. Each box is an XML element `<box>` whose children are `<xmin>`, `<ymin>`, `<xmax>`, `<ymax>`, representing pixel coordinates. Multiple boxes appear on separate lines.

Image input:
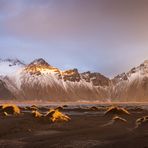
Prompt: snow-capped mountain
<box><xmin>111</xmin><ymin>60</ymin><xmax>148</xmax><ymax>101</ymax></box>
<box><xmin>0</xmin><ymin>58</ymin><xmax>148</xmax><ymax>102</ymax></box>
<box><xmin>2</xmin><ymin>58</ymin><xmax>110</xmax><ymax>101</ymax></box>
<box><xmin>0</xmin><ymin>59</ymin><xmax>25</xmax><ymax>99</ymax></box>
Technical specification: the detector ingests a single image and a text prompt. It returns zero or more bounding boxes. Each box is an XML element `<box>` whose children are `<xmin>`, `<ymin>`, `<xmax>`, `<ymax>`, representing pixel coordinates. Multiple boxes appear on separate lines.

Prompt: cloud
<box><xmin>0</xmin><ymin>0</ymin><xmax>148</xmax><ymax>77</ymax></box>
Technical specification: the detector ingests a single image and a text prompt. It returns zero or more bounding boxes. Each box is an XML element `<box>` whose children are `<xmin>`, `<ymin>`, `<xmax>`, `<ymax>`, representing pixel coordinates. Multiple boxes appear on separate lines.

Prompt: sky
<box><xmin>0</xmin><ymin>0</ymin><xmax>148</xmax><ymax>77</ymax></box>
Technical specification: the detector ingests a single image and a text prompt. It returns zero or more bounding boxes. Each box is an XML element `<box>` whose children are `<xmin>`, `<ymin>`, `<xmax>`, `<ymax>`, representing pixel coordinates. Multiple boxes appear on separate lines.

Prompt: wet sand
<box><xmin>0</xmin><ymin>105</ymin><xmax>148</xmax><ymax>148</ymax></box>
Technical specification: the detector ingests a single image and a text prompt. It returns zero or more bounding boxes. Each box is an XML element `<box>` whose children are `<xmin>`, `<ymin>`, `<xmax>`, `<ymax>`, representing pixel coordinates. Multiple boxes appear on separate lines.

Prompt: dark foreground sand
<box><xmin>0</xmin><ymin>104</ymin><xmax>148</xmax><ymax>148</ymax></box>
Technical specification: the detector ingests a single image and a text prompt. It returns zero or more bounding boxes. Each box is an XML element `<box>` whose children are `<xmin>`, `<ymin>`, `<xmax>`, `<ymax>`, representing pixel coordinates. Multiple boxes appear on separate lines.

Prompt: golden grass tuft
<box><xmin>32</xmin><ymin>110</ymin><xmax>43</xmax><ymax>118</ymax></box>
<box><xmin>45</xmin><ymin>109</ymin><xmax>71</xmax><ymax>122</ymax></box>
<box><xmin>1</xmin><ymin>104</ymin><xmax>21</xmax><ymax>115</ymax></box>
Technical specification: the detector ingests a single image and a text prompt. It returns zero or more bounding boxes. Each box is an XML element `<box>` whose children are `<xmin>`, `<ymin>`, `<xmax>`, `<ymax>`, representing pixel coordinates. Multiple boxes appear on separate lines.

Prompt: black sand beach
<box><xmin>0</xmin><ymin>104</ymin><xmax>148</xmax><ymax>148</ymax></box>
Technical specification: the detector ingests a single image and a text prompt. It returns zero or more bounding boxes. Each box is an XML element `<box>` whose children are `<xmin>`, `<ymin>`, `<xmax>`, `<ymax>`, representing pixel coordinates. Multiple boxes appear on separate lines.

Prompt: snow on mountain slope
<box><xmin>1</xmin><ymin>58</ymin><xmax>148</xmax><ymax>102</ymax></box>
<box><xmin>0</xmin><ymin>59</ymin><xmax>25</xmax><ymax>99</ymax></box>
<box><xmin>111</xmin><ymin>60</ymin><xmax>148</xmax><ymax>102</ymax></box>
<box><xmin>4</xmin><ymin>58</ymin><xmax>110</xmax><ymax>101</ymax></box>
<box><xmin>0</xmin><ymin>78</ymin><xmax>15</xmax><ymax>99</ymax></box>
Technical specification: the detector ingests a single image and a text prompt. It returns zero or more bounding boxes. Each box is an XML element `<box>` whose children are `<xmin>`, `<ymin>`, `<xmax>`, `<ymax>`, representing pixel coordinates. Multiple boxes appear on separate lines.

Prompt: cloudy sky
<box><xmin>0</xmin><ymin>0</ymin><xmax>148</xmax><ymax>77</ymax></box>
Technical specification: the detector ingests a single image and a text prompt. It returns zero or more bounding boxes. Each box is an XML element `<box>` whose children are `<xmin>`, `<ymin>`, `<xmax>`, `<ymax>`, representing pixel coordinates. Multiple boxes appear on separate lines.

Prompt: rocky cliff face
<box><xmin>81</xmin><ymin>71</ymin><xmax>110</xmax><ymax>87</ymax></box>
<box><xmin>0</xmin><ymin>58</ymin><xmax>148</xmax><ymax>102</ymax></box>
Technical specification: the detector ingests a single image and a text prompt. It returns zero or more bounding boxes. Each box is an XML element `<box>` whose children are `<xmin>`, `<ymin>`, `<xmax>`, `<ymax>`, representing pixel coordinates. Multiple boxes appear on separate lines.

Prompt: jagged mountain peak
<box><xmin>62</xmin><ymin>68</ymin><xmax>79</xmax><ymax>75</ymax></box>
<box><xmin>136</xmin><ymin>60</ymin><xmax>148</xmax><ymax>68</ymax></box>
<box><xmin>25</xmin><ymin>58</ymin><xmax>61</xmax><ymax>75</ymax></box>
<box><xmin>29</xmin><ymin>58</ymin><xmax>50</xmax><ymax>66</ymax></box>
<box><xmin>81</xmin><ymin>71</ymin><xmax>110</xmax><ymax>86</ymax></box>
<box><xmin>1</xmin><ymin>58</ymin><xmax>148</xmax><ymax>101</ymax></box>
<box><xmin>62</xmin><ymin>68</ymin><xmax>80</xmax><ymax>82</ymax></box>
<box><xmin>128</xmin><ymin>60</ymin><xmax>148</xmax><ymax>76</ymax></box>
<box><xmin>112</xmin><ymin>72</ymin><xmax>128</xmax><ymax>84</ymax></box>
<box><xmin>113</xmin><ymin>60</ymin><xmax>148</xmax><ymax>81</ymax></box>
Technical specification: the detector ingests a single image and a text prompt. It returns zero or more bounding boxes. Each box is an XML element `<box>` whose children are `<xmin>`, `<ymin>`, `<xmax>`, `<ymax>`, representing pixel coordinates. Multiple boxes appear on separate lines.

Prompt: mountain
<box><xmin>2</xmin><ymin>58</ymin><xmax>110</xmax><ymax>101</ymax></box>
<box><xmin>111</xmin><ymin>60</ymin><xmax>148</xmax><ymax>102</ymax></box>
<box><xmin>0</xmin><ymin>58</ymin><xmax>148</xmax><ymax>102</ymax></box>
<box><xmin>0</xmin><ymin>59</ymin><xmax>25</xmax><ymax>99</ymax></box>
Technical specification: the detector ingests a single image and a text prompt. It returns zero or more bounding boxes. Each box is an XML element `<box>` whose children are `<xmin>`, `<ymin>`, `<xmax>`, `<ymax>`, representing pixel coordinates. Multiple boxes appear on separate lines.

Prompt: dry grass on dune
<box><xmin>0</xmin><ymin>103</ymin><xmax>71</xmax><ymax>124</ymax></box>
<box><xmin>45</xmin><ymin>109</ymin><xmax>71</xmax><ymax>122</ymax></box>
<box><xmin>32</xmin><ymin>110</ymin><xmax>43</xmax><ymax>118</ymax></box>
<box><xmin>104</xmin><ymin>106</ymin><xmax>130</xmax><ymax>117</ymax></box>
<box><xmin>0</xmin><ymin>103</ymin><xmax>148</xmax><ymax>148</ymax></box>
<box><xmin>0</xmin><ymin>104</ymin><xmax>21</xmax><ymax>116</ymax></box>
<box><xmin>31</xmin><ymin>108</ymin><xmax>71</xmax><ymax>123</ymax></box>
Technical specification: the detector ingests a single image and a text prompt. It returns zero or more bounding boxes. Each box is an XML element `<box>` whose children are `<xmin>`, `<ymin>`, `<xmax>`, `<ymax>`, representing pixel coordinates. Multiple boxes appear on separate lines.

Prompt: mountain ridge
<box><xmin>0</xmin><ymin>58</ymin><xmax>147</xmax><ymax>102</ymax></box>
